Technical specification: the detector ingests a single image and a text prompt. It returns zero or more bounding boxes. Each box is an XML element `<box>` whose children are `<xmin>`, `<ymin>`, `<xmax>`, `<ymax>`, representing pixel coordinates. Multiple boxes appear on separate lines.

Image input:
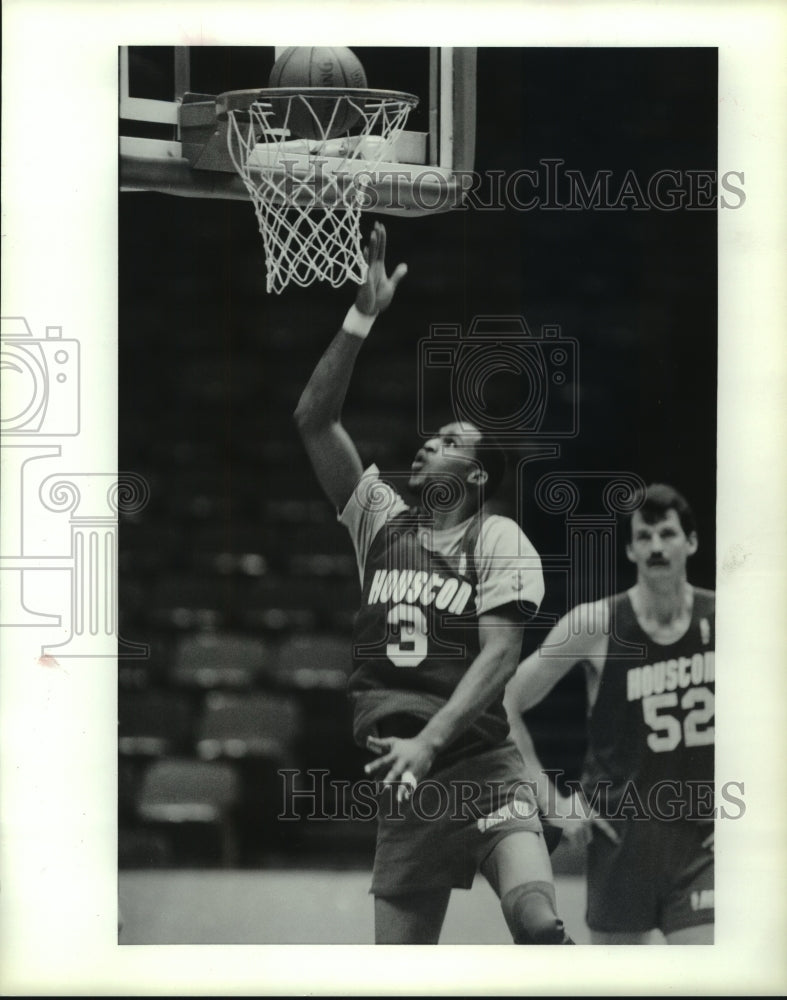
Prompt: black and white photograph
<box><xmin>2</xmin><ymin>2</ymin><xmax>786</xmax><ymax>995</ymax></box>
<box><xmin>117</xmin><ymin>43</ymin><xmax>722</xmax><ymax>948</ymax></box>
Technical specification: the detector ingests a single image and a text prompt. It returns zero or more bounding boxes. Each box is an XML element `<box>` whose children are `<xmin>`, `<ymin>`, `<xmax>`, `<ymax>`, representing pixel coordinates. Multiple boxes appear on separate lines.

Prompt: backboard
<box><xmin>119</xmin><ymin>46</ymin><xmax>476</xmax><ymax>216</ymax></box>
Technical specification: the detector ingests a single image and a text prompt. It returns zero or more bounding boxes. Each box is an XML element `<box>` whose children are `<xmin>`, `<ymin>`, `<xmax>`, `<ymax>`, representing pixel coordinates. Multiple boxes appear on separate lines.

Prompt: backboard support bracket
<box><xmin>180</xmin><ymin>94</ymin><xmax>234</xmax><ymax>172</ymax></box>
<box><xmin>120</xmin><ymin>47</ymin><xmax>476</xmax><ymax>217</ymax></box>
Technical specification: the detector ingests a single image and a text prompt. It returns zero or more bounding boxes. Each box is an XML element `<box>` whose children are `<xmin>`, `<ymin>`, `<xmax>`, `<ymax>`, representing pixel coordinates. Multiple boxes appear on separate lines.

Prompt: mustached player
<box><xmin>294</xmin><ymin>222</ymin><xmax>574</xmax><ymax>945</ymax></box>
<box><xmin>504</xmin><ymin>484</ymin><xmax>714</xmax><ymax>943</ymax></box>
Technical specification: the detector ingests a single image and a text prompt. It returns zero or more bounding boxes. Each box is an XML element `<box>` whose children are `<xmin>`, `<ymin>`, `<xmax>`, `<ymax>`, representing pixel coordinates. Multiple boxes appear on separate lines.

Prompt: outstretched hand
<box><xmin>355</xmin><ymin>221</ymin><xmax>408</xmax><ymax>317</ymax></box>
<box><xmin>365</xmin><ymin>733</ymin><xmax>435</xmax><ymax>804</ymax></box>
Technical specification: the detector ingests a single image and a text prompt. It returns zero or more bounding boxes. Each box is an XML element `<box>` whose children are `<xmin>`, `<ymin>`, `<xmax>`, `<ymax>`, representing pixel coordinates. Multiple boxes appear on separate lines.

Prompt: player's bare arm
<box><xmin>365</xmin><ymin>610</ymin><xmax>523</xmax><ymax>801</ymax></box>
<box><xmin>504</xmin><ymin>600</ymin><xmax>608</xmax><ymax>716</ymax></box>
<box><xmin>504</xmin><ymin>600</ymin><xmax>617</xmax><ymax>843</ymax></box>
<box><xmin>504</xmin><ymin>710</ymin><xmax>556</xmax><ymax>810</ymax></box>
<box><xmin>293</xmin><ymin>222</ymin><xmax>407</xmax><ymax>510</ymax></box>
<box><xmin>507</xmin><ymin>697</ymin><xmax>619</xmax><ymax>846</ymax></box>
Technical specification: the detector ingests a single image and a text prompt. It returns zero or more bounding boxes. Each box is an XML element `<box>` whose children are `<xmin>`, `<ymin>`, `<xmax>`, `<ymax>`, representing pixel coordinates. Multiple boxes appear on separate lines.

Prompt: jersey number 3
<box><xmin>643</xmin><ymin>686</ymin><xmax>715</xmax><ymax>752</ymax></box>
<box><xmin>386</xmin><ymin>603</ymin><xmax>428</xmax><ymax>667</ymax></box>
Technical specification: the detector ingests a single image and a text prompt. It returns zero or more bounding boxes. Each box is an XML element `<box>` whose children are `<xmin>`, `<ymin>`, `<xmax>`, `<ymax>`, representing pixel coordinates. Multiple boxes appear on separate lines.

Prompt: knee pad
<box><xmin>501</xmin><ymin>881</ymin><xmax>574</xmax><ymax>944</ymax></box>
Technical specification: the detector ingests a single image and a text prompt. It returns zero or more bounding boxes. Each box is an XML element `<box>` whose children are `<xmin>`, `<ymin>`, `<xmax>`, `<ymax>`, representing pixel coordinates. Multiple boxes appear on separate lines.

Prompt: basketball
<box><xmin>268</xmin><ymin>47</ymin><xmax>368</xmax><ymax>140</ymax></box>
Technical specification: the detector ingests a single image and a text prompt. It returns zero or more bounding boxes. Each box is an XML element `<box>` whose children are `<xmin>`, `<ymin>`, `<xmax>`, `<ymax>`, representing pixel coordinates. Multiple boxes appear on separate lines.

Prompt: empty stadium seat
<box><xmin>118</xmin><ymin>691</ymin><xmax>196</xmax><ymax>757</ymax></box>
<box><xmin>231</xmin><ymin>434</ymin><xmax>297</xmax><ymax>467</ymax></box>
<box><xmin>170</xmin><ymin>630</ymin><xmax>277</xmax><ymax>690</ymax></box>
<box><xmin>235</xmin><ymin>575</ymin><xmax>359</xmax><ymax>632</ymax></box>
<box><xmin>195</xmin><ymin>691</ymin><xmax>302</xmax><ymax>763</ymax></box>
<box><xmin>118</xmin><ymin>827</ymin><xmax>174</xmax><ymax>869</ymax></box>
<box><xmin>280</xmin><ymin>522</ymin><xmax>357</xmax><ymax>578</ymax></box>
<box><xmin>287</xmin><ymin>552</ymin><xmax>356</xmax><ymax>578</ymax></box>
<box><xmin>275</xmin><ymin>633</ymin><xmax>351</xmax><ymax>691</ymax></box>
<box><xmin>273</xmin><ymin>633</ymin><xmax>363</xmax><ymax>791</ymax></box>
<box><xmin>147</xmin><ymin>573</ymin><xmax>246</xmax><ymax>630</ymax></box>
<box><xmin>117</xmin><ymin>576</ymin><xmax>149</xmax><ymax>633</ymax></box>
<box><xmin>160</xmin><ymin>468</ymin><xmax>233</xmax><ymax>521</ymax></box>
<box><xmin>136</xmin><ymin>757</ymin><xmax>242</xmax><ymax>866</ymax></box>
<box><xmin>118</xmin><ymin>630</ymin><xmax>178</xmax><ymax>691</ymax></box>
<box><xmin>189</xmin><ymin>522</ymin><xmax>276</xmax><ymax>577</ymax></box>
<box><xmin>194</xmin><ymin>691</ymin><xmax>306</xmax><ymax>859</ymax></box>
<box><xmin>119</xmin><ymin>518</ymin><xmax>189</xmax><ymax>577</ymax></box>
<box><xmin>262</xmin><ymin>499</ymin><xmax>333</xmax><ymax>524</ymax></box>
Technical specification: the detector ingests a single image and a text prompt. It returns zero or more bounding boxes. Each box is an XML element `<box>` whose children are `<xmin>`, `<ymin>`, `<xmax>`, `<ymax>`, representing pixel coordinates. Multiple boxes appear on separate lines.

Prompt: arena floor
<box><xmin>118</xmin><ymin>868</ymin><xmax>593</xmax><ymax>945</ymax></box>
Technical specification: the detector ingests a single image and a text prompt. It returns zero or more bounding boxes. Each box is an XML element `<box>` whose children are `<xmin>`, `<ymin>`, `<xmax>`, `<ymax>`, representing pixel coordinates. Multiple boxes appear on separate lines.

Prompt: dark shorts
<box><xmin>370</xmin><ymin>740</ymin><xmax>559</xmax><ymax>897</ymax></box>
<box><xmin>586</xmin><ymin>818</ymin><xmax>714</xmax><ymax>935</ymax></box>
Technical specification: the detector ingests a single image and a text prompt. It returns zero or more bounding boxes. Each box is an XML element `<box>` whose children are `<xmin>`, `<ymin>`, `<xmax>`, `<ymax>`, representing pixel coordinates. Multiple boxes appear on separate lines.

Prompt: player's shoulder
<box><xmin>543</xmin><ymin>599</ymin><xmax>608</xmax><ymax>666</ymax></box>
<box><xmin>564</xmin><ymin>598</ymin><xmax>610</xmax><ymax>634</ymax></box>
<box><xmin>350</xmin><ymin>465</ymin><xmax>407</xmax><ymax>518</ymax></box>
<box><xmin>477</xmin><ymin>513</ymin><xmax>537</xmax><ymax>551</ymax></box>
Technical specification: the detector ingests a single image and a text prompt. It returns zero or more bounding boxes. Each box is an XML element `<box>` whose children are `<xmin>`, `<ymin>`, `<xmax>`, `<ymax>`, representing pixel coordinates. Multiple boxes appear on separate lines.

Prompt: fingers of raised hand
<box><xmin>390</xmin><ymin>262</ymin><xmax>408</xmax><ymax>289</ymax></box>
<box><xmin>367</xmin><ymin>224</ymin><xmax>379</xmax><ymax>262</ymax></box>
<box><xmin>365</xmin><ymin>221</ymin><xmax>383</xmax><ymax>266</ymax></box>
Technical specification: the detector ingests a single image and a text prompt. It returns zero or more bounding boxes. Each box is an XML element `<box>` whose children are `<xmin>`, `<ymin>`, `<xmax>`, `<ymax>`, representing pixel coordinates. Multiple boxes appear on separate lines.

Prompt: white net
<box><xmin>225</xmin><ymin>89</ymin><xmax>417</xmax><ymax>294</ymax></box>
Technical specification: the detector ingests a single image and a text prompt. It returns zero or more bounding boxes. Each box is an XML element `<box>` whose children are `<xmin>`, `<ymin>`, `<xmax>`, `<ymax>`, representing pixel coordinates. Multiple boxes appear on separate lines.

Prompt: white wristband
<box><xmin>342</xmin><ymin>304</ymin><xmax>376</xmax><ymax>339</ymax></box>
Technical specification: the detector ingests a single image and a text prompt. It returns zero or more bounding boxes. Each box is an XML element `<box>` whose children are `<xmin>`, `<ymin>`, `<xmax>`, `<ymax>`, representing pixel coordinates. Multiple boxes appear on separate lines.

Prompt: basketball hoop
<box><xmin>218</xmin><ymin>87</ymin><xmax>418</xmax><ymax>294</ymax></box>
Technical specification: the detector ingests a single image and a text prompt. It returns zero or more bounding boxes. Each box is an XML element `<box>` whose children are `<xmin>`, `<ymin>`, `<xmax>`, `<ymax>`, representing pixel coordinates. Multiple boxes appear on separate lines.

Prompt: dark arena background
<box><xmin>118</xmin><ymin>46</ymin><xmax>717</xmax><ymax>944</ymax></box>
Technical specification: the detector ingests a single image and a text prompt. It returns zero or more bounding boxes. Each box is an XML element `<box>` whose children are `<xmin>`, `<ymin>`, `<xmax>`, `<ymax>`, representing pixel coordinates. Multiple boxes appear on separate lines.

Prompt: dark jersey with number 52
<box><xmin>348</xmin><ymin>509</ymin><xmax>512</xmax><ymax>749</ymax></box>
<box><xmin>581</xmin><ymin>589</ymin><xmax>715</xmax><ymax>819</ymax></box>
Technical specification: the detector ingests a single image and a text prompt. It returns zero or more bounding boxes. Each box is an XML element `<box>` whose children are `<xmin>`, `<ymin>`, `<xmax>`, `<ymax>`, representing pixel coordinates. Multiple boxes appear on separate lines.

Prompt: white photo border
<box><xmin>1</xmin><ymin>0</ymin><xmax>786</xmax><ymax>994</ymax></box>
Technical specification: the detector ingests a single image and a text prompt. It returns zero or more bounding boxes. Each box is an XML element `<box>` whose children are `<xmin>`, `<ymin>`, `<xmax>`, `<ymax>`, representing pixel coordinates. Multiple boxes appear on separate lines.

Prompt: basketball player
<box><xmin>294</xmin><ymin>222</ymin><xmax>573</xmax><ymax>945</ymax></box>
<box><xmin>504</xmin><ymin>484</ymin><xmax>715</xmax><ymax>943</ymax></box>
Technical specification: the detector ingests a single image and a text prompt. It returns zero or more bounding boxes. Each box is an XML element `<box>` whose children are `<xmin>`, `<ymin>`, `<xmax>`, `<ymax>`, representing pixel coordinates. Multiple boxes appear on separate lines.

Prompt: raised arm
<box><xmin>293</xmin><ymin>222</ymin><xmax>407</xmax><ymax>510</ymax></box>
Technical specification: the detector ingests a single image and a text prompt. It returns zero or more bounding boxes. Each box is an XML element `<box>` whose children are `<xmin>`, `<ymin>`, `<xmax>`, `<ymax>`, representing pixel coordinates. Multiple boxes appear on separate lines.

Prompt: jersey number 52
<box><xmin>642</xmin><ymin>686</ymin><xmax>715</xmax><ymax>751</ymax></box>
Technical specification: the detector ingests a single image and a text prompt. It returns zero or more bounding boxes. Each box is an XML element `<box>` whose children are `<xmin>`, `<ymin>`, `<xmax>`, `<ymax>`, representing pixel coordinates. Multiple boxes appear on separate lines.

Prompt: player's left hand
<box><xmin>355</xmin><ymin>221</ymin><xmax>408</xmax><ymax>317</ymax></box>
<box><xmin>364</xmin><ymin>734</ymin><xmax>435</xmax><ymax>804</ymax></box>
